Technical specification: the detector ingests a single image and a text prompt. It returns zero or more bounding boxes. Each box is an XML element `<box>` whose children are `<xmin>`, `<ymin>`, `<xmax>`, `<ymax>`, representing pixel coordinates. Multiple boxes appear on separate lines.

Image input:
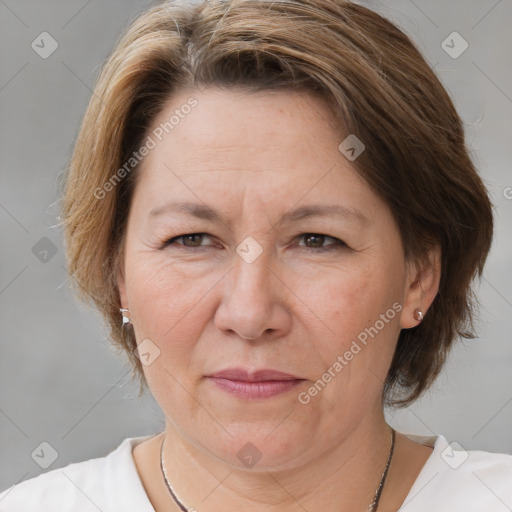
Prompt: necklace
<box><xmin>160</xmin><ymin>428</ymin><xmax>395</xmax><ymax>512</ymax></box>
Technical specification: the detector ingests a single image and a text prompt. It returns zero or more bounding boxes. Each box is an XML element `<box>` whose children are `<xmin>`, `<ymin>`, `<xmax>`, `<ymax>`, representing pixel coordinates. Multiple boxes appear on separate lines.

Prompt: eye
<box><xmin>296</xmin><ymin>233</ymin><xmax>346</xmax><ymax>251</ymax></box>
<box><xmin>161</xmin><ymin>233</ymin><xmax>214</xmax><ymax>249</ymax></box>
<box><xmin>160</xmin><ymin>232</ymin><xmax>346</xmax><ymax>252</ymax></box>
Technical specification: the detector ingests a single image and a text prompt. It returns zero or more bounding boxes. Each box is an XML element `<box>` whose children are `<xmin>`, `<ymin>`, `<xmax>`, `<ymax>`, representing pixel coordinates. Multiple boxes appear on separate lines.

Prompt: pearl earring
<box><xmin>120</xmin><ymin>308</ymin><xmax>131</xmax><ymax>326</ymax></box>
<box><xmin>414</xmin><ymin>309</ymin><xmax>424</xmax><ymax>322</ymax></box>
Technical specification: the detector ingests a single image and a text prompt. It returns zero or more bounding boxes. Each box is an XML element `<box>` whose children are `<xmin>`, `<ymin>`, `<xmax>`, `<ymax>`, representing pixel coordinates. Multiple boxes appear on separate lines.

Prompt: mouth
<box><xmin>206</xmin><ymin>368</ymin><xmax>305</xmax><ymax>400</ymax></box>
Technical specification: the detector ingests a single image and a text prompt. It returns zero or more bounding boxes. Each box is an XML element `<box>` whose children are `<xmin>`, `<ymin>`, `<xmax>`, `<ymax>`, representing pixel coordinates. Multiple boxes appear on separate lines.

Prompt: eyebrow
<box><xmin>149</xmin><ymin>201</ymin><xmax>368</xmax><ymax>226</ymax></box>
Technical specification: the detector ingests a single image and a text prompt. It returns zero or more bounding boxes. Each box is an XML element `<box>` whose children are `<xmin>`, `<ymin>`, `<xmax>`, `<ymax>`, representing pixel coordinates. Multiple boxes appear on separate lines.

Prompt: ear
<box><xmin>400</xmin><ymin>244</ymin><xmax>441</xmax><ymax>329</ymax></box>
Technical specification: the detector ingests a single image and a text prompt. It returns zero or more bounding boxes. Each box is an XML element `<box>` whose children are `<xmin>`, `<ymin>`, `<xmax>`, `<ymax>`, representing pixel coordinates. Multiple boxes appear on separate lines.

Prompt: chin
<box><xmin>186</xmin><ymin>422</ymin><xmax>317</xmax><ymax>472</ymax></box>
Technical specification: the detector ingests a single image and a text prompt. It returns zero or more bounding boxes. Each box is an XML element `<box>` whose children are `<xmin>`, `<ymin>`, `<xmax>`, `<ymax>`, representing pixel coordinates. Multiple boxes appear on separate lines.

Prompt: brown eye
<box><xmin>303</xmin><ymin>234</ymin><xmax>325</xmax><ymax>248</ymax></box>
<box><xmin>180</xmin><ymin>234</ymin><xmax>205</xmax><ymax>247</ymax></box>
<box><xmin>163</xmin><ymin>233</ymin><xmax>212</xmax><ymax>248</ymax></box>
<box><xmin>298</xmin><ymin>233</ymin><xmax>346</xmax><ymax>251</ymax></box>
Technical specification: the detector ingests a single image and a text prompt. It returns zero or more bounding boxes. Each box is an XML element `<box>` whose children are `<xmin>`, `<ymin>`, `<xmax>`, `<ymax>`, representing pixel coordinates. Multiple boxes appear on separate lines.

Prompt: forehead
<box><xmin>131</xmin><ymin>87</ymin><xmax>383</xmax><ymax>221</ymax></box>
<box><xmin>143</xmin><ymin>87</ymin><xmax>342</xmax><ymax>172</ymax></box>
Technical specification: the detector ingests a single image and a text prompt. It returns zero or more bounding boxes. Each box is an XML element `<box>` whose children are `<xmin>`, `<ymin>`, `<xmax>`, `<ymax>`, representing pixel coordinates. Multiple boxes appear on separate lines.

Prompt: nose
<box><xmin>214</xmin><ymin>249</ymin><xmax>291</xmax><ymax>341</ymax></box>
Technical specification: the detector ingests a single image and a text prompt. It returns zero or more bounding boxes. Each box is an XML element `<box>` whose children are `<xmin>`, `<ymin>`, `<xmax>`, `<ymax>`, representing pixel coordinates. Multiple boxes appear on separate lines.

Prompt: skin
<box><xmin>118</xmin><ymin>87</ymin><xmax>441</xmax><ymax>512</ymax></box>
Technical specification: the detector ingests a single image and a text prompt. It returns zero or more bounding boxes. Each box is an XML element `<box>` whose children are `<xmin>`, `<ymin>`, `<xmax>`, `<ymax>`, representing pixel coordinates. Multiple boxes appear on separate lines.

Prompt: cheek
<box><xmin>125</xmin><ymin>256</ymin><xmax>216</xmax><ymax>362</ymax></box>
<box><xmin>299</xmin><ymin>258</ymin><xmax>404</xmax><ymax>372</ymax></box>
<box><xmin>299</xmin><ymin>261</ymin><xmax>383</xmax><ymax>329</ymax></box>
<box><xmin>125</xmin><ymin>259</ymin><xmax>215</xmax><ymax>406</ymax></box>
<box><xmin>127</xmin><ymin>252</ymin><xmax>212</xmax><ymax>318</ymax></box>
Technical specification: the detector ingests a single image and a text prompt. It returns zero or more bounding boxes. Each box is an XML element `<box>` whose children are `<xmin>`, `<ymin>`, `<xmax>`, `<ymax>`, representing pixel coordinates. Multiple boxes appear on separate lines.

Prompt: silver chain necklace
<box><xmin>160</xmin><ymin>428</ymin><xmax>395</xmax><ymax>512</ymax></box>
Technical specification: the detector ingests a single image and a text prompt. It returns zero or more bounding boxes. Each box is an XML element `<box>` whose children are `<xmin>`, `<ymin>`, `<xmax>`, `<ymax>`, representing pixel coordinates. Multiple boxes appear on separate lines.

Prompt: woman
<box><xmin>1</xmin><ymin>0</ymin><xmax>510</xmax><ymax>510</ymax></box>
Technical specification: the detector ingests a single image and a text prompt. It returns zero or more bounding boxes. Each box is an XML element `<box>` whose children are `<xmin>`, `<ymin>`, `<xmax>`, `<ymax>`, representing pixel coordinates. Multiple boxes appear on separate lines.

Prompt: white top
<box><xmin>1</xmin><ymin>433</ymin><xmax>511</xmax><ymax>511</ymax></box>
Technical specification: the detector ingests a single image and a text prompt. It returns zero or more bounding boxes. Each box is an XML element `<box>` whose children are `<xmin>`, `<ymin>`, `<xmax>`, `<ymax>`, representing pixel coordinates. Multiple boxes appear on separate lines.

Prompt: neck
<box><xmin>161</xmin><ymin>411</ymin><xmax>393</xmax><ymax>512</ymax></box>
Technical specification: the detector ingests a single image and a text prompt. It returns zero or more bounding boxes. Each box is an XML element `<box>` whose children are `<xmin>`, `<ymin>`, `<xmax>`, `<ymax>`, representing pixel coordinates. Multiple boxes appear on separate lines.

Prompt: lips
<box><xmin>209</xmin><ymin>368</ymin><xmax>300</xmax><ymax>381</ymax></box>
<box><xmin>207</xmin><ymin>368</ymin><xmax>304</xmax><ymax>400</ymax></box>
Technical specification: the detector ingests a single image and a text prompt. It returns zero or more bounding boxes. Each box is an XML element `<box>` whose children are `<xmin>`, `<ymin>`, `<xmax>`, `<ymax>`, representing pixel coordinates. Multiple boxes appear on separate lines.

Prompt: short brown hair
<box><xmin>60</xmin><ymin>0</ymin><xmax>493</xmax><ymax>407</ymax></box>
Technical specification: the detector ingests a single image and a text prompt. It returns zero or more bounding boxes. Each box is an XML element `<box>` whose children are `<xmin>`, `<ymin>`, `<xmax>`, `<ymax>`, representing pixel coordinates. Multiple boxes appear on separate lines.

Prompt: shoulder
<box><xmin>0</xmin><ymin>436</ymin><xmax>155</xmax><ymax>512</ymax></box>
<box><xmin>401</xmin><ymin>433</ymin><xmax>512</xmax><ymax>512</ymax></box>
<box><xmin>0</xmin><ymin>455</ymin><xmax>112</xmax><ymax>511</ymax></box>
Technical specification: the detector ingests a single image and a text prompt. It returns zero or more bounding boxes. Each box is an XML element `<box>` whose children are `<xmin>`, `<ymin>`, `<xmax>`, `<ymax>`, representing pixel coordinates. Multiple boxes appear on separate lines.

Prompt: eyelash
<box><xmin>160</xmin><ymin>233</ymin><xmax>346</xmax><ymax>252</ymax></box>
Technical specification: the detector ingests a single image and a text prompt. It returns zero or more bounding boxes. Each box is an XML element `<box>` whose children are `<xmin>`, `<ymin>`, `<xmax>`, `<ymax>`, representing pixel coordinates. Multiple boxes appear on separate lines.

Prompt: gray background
<box><xmin>1</xmin><ymin>0</ymin><xmax>511</xmax><ymax>492</ymax></box>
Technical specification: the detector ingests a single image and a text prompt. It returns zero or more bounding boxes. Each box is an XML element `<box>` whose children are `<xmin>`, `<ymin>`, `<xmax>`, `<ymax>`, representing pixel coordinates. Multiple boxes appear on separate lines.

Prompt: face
<box><xmin>118</xmin><ymin>87</ymin><xmax>422</xmax><ymax>470</ymax></box>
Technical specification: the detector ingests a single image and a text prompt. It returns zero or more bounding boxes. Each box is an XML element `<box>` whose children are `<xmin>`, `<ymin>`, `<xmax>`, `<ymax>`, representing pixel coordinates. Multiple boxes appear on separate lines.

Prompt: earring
<box><xmin>414</xmin><ymin>309</ymin><xmax>424</xmax><ymax>322</ymax></box>
<box><xmin>120</xmin><ymin>308</ymin><xmax>131</xmax><ymax>326</ymax></box>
